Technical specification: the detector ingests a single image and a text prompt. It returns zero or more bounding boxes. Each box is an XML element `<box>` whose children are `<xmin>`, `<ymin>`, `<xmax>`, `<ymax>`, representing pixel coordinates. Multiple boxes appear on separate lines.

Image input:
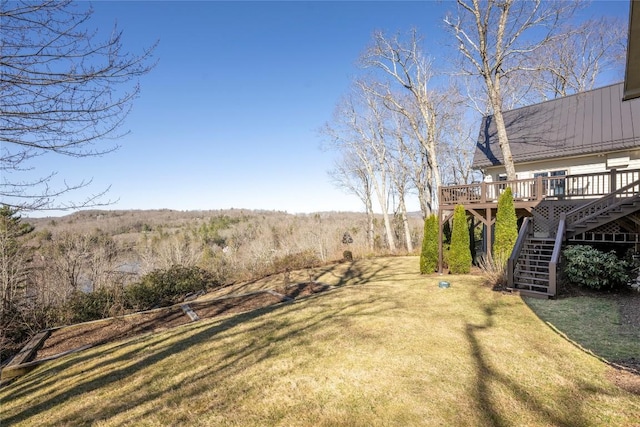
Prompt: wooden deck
<box><xmin>440</xmin><ymin>169</ymin><xmax>640</xmax><ymax>211</ymax></box>
<box><xmin>438</xmin><ymin>169</ymin><xmax>640</xmax><ymax>297</ymax></box>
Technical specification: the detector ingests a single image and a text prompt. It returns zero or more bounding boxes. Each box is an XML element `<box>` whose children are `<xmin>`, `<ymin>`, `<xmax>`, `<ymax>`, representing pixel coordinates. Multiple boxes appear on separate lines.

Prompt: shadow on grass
<box><xmin>465</xmin><ymin>291</ymin><xmax>612</xmax><ymax>427</ymax></box>
<box><xmin>2</xmin><ymin>259</ymin><xmax>393</xmax><ymax>426</ymax></box>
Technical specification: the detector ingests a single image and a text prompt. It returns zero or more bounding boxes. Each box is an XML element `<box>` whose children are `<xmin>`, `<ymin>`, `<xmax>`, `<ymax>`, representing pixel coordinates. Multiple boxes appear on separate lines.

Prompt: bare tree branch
<box><xmin>444</xmin><ymin>0</ymin><xmax>580</xmax><ymax>180</ymax></box>
<box><xmin>0</xmin><ymin>0</ymin><xmax>156</xmax><ymax>211</ymax></box>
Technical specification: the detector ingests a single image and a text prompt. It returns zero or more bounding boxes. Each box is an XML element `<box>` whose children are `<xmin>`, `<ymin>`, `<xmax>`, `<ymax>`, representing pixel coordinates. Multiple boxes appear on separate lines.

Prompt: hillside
<box><xmin>1</xmin><ymin>257</ymin><xmax>638</xmax><ymax>426</ymax></box>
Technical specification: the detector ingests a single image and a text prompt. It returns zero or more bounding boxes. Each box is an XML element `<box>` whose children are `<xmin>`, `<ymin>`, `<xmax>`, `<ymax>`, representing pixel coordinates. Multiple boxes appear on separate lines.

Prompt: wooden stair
<box><xmin>508</xmin><ymin>178</ymin><xmax>640</xmax><ymax>298</ymax></box>
<box><xmin>567</xmin><ymin>198</ymin><xmax>640</xmax><ymax>237</ymax></box>
<box><xmin>566</xmin><ymin>181</ymin><xmax>640</xmax><ymax>238</ymax></box>
<box><xmin>511</xmin><ymin>237</ymin><xmax>555</xmax><ymax>298</ymax></box>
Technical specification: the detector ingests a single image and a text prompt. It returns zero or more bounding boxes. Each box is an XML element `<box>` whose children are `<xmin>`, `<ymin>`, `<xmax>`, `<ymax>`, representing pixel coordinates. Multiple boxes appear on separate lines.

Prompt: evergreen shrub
<box><xmin>563</xmin><ymin>245</ymin><xmax>629</xmax><ymax>290</ymax></box>
<box><xmin>420</xmin><ymin>214</ymin><xmax>439</xmax><ymax>274</ymax></box>
<box><xmin>448</xmin><ymin>205</ymin><xmax>472</xmax><ymax>274</ymax></box>
<box><xmin>126</xmin><ymin>265</ymin><xmax>216</xmax><ymax>310</ymax></box>
<box><xmin>494</xmin><ymin>187</ymin><xmax>518</xmax><ymax>266</ymax></box>
<box><xmin>65</xmin><ymin>287</ymin><xmax>122</xmax><ymax>323</ymax></box>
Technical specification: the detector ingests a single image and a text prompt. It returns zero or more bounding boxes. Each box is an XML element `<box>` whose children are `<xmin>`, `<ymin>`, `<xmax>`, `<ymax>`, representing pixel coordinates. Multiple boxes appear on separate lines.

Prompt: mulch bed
<box><xmin>34</xmin><ymin>283</ymin><xmax>330</xmax><ymax>360</ymax></box>
<box><xmin>190</xmin><ymin>292</ymin><xmax>284</xmax><ymax>320</ymax></box>
<box><xmin>37</xmin><ymin>306</ymin><xmax>192</xmax><ymax>359</ymax></box>
<box><xmin>282</xmin><ymin>282</ymin><xmax>331</xmax><ymax>299</ymax></box>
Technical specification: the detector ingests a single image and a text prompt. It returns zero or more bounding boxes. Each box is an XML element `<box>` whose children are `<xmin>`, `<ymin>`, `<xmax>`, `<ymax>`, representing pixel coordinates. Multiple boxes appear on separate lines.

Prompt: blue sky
<box><xmin>30</xmin><ymin>0</ymin><xmax>631</xmax><ymax>216</ymax></box>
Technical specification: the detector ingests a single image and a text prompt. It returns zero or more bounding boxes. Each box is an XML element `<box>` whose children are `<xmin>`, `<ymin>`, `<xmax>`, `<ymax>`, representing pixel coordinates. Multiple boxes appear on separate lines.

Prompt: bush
<box><xmin>562</xmin><ymin>245</ymin><xmax>629</xmax><ymax>290</ymax></box>
<box><xmin>64</xmin><ymin>287</ymin><xmax>124</xmax><ymax>324</ymax></box>
<box><xmin>448</xmin><ymin>205</ymin><xmax>472</xmax><ymax>274</ymax></box>
<box><xmin>420</xmin><ymin>214</ymin><xmax>439</xmax><ymax>274</ymax></box>
<box><xmin>126</xmin><ymin>265</ymin><xmax>216</xmax><ymax>310</ymax></box>
<box><xmin>272</xmin><ymin>250</ymin><xmax>322</xmax><ymax>273</ymax></box>
<box><xmin>494</xmin><ymin>187</ymin><xmax>518</xmax><ymax>266</ymax></box>
<box><xmin>478</xmin><ymin>254</ymin><xmax>507</xmax><ymax>288</ymax></box>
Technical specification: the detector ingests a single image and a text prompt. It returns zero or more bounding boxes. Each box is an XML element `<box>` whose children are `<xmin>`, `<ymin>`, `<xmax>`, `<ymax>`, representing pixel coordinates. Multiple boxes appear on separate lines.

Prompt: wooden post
<box><xmin>611</xmin><ymin>168</ymin><xmax>617</xmax><ymax>193</ymax></box>
<box><xmin>485</xmin><ymin>207</ymin><xmax>493</xmax><ymax>259</ymax></box>
<box><xmin>536</xmin><ymin>175</ymin><xmax>544</xmax><ymax>200</ymax></box>
<box><xmin>481</xmin><ymin>181</ymin><xmax>487</xmax><ymax>203</ymax></box>
<box><xmin>438</xmin><ymin>207</ymin><xmax>443</xmax><ymax>273</ymax></box>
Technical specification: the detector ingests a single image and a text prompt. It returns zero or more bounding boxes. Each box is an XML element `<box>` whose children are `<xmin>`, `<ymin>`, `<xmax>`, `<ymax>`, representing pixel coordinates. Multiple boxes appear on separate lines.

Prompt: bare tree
<box><xmin>385</xmin><ymin>110</ymin><xmax>416</xmax><ymax>252</ymax></box>
<box><xmin>323</xmin><ymin>85</ymin><xmax>397</xmax><ymax>252</ymax></box>
<box><xmin>445</xmin><ymin>0</ymin><xmax>578</xmax><ymax>180</ymax></box>
<box><xmin>1</xmin><ymin>0</ymin><xmax>156</xmax><ymax>211</ymax></box>
<box><xmin>384</xmin><ymin>94</ymin><xmax>433</xmax><ymax>219</ymax></box>
<box><xmin>138</xmin><ymin>231</ymin><xmax>203</xmax><ymax>274</ymax></box>
<box><xmin>535</xmin><ymin>16</ymin><xmax>627</xmax><ymax>99</ymax></box>
<box><xmin>436</xmin><ymin>98</ymin><xmax>479</xmax><ymax>187</ymax></box>
<box><xmin>329</xmin><ymin>152</ymin><xmax>376</xmax><ymax>251</ymax></box>
<box><xmin>37</xmin><ymin>231</ymin><xmax>120</xmax><ymax>301</ymax></box>
<box><xmin>360</xmin><ymin>30</ymin><xmax>443</xmax><ymax>213</ymax></box>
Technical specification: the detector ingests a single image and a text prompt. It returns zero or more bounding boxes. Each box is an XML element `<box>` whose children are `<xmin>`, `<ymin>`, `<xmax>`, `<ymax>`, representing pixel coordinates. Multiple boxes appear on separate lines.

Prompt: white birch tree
<box><xmin>360</xmin><ymin>30</ymin><xmax>443</xmax><ymax>213</ymax></box>
<box><xmin>323</xmin><ymin>84</ymin><xmax>397</xmax><ymax>252</ymax></box>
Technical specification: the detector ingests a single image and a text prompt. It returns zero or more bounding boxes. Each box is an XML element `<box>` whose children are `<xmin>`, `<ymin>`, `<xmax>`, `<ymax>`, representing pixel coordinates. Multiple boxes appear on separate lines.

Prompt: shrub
<box><xmin>65</xmin><ymin>287</ymin><xmax>124</xmax><ymax>324</ymax></box>
<box><xmin>477</xmin><ymin>254</ymin><xmax>507</xmax><ymax>288</ymax></box>
<box><xmin>272</xmin><ymin>250</ymin><xmax>322</xmax><ymax>273</ymax></box>
<box><xmin>562</xmin><ymin>245</ymin><xmax>629</xmax><ymax>290</ymax></box>
<box><xmin>494</xmin><ymin>187</ymin><xmax>518</xmax><ymax>266</ymax></box>
<box><xmin>126</xmin><ymin>265</ymin><xmax>216</xmax><ymax>310</ymax></box>
<box><xmin>448</xmin><ymin>205</ymin><xmax>472</xmax><ymax>274</ymax></box>
<box><xmin>420</xmin><ymin>214</ymin><xmax>439</xmax><ymax>274</ymax></box>
<box><xmin>343</xmin><ymin>250</ymin><xmax>353</xmax><ymax>261</ymax></box>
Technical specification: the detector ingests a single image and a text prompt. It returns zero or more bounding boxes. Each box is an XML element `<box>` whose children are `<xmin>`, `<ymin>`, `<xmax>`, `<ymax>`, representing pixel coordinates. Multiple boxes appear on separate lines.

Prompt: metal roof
<box><xmin>473</xmin><ymin>82</ymin><xmax>640</xmax><ymax>169</ymax></box>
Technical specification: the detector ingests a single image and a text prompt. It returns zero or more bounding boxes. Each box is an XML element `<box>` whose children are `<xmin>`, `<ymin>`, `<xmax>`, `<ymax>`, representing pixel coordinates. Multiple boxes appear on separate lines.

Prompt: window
<box><xmin>534</xmin><ymin>170</ymin><xmax>566</xmax><ymax>196</ymax></box>
<box><xmin>550</xmin><ymin>170</ymin><xmax>566</xmax><ymax>196</ymax></box>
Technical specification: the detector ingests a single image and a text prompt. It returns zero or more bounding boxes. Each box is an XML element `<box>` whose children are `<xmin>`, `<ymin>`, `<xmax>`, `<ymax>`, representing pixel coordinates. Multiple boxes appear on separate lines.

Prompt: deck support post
<box><xmin>485</xmin><ymin>207</ymin><xmax>493</xmax><ymax>260</ymax></box>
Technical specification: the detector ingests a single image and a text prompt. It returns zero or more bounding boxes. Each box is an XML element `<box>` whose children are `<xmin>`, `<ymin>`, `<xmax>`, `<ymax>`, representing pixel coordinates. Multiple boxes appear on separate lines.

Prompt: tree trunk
<box><xmin>492</xmin><ymin>107</ymin><xmax>517</xmax><ymax>180</ymax></box>
<box><xmin>366</xmin><ymin>197</ymin><xmax>375</xmax><ymax>251</ymax></box>
<box><xmin>488</xmin><ymin>77</ymin><xmax>517</xmax><ymax>181</ymax></box>
<box><xmin>398</xmin><ymin>196</ymin><xmax>414</xmax><ymax>252</ymax></box>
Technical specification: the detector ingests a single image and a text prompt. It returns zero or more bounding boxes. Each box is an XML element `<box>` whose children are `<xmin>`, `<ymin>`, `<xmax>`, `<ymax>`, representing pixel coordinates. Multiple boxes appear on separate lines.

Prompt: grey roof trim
<box><xmin>473</xmin><ymin>83</ymin><xmax>640</xmax><ymax>169</ymax></box>
<box><xmin>624</xmin><ymin>0</ymin><xmax>640</xmax><ymax>100</ymax></box>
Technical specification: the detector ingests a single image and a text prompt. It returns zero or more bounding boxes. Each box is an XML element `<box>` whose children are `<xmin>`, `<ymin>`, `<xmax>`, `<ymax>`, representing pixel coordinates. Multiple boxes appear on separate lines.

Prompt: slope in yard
<box><xmin>1</xmin><ymin>257</ymin><xmax>639</xmax><ymax>426</ymax></box>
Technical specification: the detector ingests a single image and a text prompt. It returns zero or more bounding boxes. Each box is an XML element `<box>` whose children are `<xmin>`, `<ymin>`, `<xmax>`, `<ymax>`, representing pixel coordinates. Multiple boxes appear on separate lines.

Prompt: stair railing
<box><xmin>565</xmin><ymin>178</ymin><xmax>640</xmax><ymax>227</ymax></box>
<box><xmin>507</xmin><ymin>217</ymin><xmax>531</xmax><ymax>288</ymax></box>
<box><xmin>548</xmin><ymin>214</ymin><xmax>566</xmax><ymax>297</ymax></box>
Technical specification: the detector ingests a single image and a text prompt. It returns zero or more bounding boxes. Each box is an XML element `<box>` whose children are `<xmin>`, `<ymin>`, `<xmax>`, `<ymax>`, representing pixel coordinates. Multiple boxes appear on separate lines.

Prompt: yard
<box><xmin>1</xmin><ymin>256</ymin><xmax>638</xmax><ymax>426</ymax></box>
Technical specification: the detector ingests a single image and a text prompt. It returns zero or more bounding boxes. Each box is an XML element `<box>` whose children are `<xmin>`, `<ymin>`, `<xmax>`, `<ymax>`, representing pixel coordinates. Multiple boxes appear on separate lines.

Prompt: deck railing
<box><xmin>565</xmin><ymin>178</ymin><xmax>640</xmax><ymax>225</ymax></box>
<box><xmin>548</xmin><ymin>214</ymin><xmax>566</xmax><ymax>297</ymax></box>
<box><xmin>507</xmin><ymin>217</ymin><xmax>531</xmax><ymax>288</ymax></box>
<box><xmin>440</xmin><ymin>168</ymin><xmax>640</xmax><ymax>206</ymax></box>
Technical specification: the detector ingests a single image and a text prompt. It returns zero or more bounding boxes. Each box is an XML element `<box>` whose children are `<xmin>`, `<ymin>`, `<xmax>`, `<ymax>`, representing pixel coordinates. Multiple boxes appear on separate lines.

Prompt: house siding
<box><xmin>483</xmin><ymin>148</ymin><xmax>640</xmax><ymax>182</ymax></box>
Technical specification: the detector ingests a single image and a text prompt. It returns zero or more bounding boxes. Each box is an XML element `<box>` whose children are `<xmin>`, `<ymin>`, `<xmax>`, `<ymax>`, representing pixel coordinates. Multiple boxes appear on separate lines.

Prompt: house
<box><xmin>438</xmin><ymin>82</ymin><xmax>640</xmax><ymax>298</ymax></box>
<box><xmin>475</xmin><ymin>83</ymin><xmax>640</xmax><ymax>187</ymax></box>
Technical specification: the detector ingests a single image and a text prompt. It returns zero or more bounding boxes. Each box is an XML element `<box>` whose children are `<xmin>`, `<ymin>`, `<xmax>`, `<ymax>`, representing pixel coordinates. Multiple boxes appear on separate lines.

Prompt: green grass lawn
<box><xmin>525</xmin><ymin>296</ymin><xmax>640</xmax><ymax>362</ymax></box>
<box><xmin>1</xmin><ymin>257</ymin><xmax>638</xmax><ymax>426</ymax></box>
